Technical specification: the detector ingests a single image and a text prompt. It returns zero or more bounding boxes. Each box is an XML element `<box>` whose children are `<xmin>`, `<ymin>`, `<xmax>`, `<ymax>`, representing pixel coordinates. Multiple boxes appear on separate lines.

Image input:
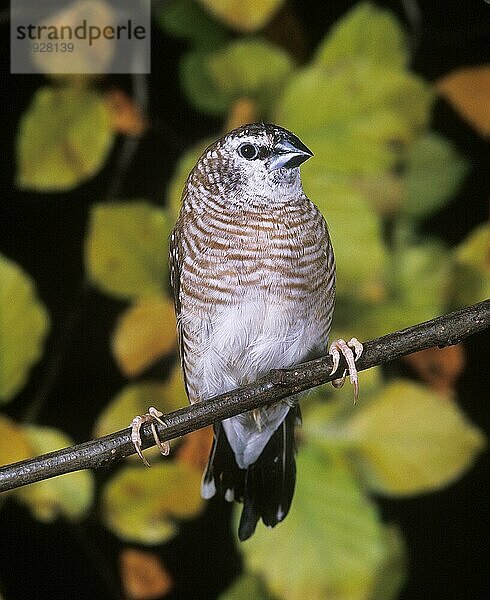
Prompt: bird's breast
<box><xmin>175</xmin><ymin>198</ymin><xmax>335</xmax><ymax>401</ymax></box>
<box><xmin>179</xmin><ymin>201</ymin><xmax>334</xmax><ymax>307</ymax></box>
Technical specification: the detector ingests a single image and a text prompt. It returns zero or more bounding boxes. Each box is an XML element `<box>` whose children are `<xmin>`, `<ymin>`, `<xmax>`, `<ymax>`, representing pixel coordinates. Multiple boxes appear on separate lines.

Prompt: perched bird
<box><xmin>132</xmin><ymin>123</ymin><xmax>362</xmax><ymax>540</ymax></box>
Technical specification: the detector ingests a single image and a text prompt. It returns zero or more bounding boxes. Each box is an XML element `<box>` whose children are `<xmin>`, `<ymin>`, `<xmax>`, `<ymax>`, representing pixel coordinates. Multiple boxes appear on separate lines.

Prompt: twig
<box><xmin>1</xmin><ymin>300</ymin><xmax>488</xmax><ymax>493</ymax></box>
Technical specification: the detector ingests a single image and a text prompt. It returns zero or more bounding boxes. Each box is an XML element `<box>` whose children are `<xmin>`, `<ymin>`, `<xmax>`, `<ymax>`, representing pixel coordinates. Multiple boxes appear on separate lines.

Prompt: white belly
<box><xmin>187</xmin><ymin>299</ymin><xmax>323</xmax><ymax>401</ymax></box>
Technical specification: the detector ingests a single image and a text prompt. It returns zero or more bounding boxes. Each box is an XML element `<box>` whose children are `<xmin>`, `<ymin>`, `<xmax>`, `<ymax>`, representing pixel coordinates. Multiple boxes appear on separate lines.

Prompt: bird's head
<box><xmin>190</xmin><ymin>123</ymin><xmax>313</xmax><ymax>209</ymax></box>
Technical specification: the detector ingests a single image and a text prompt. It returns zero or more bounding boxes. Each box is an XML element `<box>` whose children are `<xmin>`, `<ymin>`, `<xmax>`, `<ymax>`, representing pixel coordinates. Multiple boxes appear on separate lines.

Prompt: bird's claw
<box><xmin>328</xmin><ymin>338</ymin><xmax>363</xmax><ymax>402</ymax></box>
<box><xmin>130</xmin><ymin>406</ymin><xmax>170</xmax><ymax>467</ymax></box>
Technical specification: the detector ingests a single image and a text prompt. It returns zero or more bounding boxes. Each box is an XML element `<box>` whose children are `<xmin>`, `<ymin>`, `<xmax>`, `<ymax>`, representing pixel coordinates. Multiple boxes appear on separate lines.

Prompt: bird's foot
<box><xmin>328</xmin><ymin>338</ymin><xmax>363</xmax><ymax>402</ymax></box>
<box><xmin>130</xmin><ymin>406</ymin><xmax>170</xmax><ymax>467</ymax></box>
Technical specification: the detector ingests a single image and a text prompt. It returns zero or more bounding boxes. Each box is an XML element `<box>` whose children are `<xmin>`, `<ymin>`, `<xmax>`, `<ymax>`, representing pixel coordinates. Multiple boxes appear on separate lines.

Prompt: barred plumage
<box><xmin>169</xmin><ymin>123</ymin><xmax>335</xmax><ymax>539</ymax></box>
<box><xmin>129</xmin><ymin>124</ymin><xmax>363</xmax><ymax>537</ymax></box>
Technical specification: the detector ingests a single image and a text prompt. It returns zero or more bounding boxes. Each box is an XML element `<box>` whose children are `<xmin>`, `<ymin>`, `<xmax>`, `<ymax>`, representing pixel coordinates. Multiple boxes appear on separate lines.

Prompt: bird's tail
<box><xmin>202</xmin><ymin>406</ymin><xmax>300</xmax><ymax>541</ymax></box>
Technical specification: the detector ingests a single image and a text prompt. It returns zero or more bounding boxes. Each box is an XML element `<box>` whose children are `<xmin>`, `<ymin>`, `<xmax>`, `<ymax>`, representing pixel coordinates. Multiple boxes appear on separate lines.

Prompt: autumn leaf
<box><xmin>437</xmin><ymin>65</ymin><xmax>490</xmax><ymax>138</ymax></box>
<box><xmin>176</xmin><ymin>427</ymin><xmax>214</xmax><ymax>472</ymax></box>
<box><xmin>102</xmin><ymin>462</ymin><xmax>204</xmax><ymax>544</ymax></box>
<box><xmin>403</xmin><ymin>345</ymin><xmax>466</xmax><ymax>393</ymax></box>
<box><xmin>105</xmin><ymin>89</ymin><xmax>148</xmax><ymax>136</ymax></box>
<box><xmin>120</xmin><ymin>548</ymin><xmax>173</xmax><ymax>600</ymax></box>
<box><xmin>112</xmin><ymin>296</ymin><xmax>177</xmax><ymax>377</ymax></box>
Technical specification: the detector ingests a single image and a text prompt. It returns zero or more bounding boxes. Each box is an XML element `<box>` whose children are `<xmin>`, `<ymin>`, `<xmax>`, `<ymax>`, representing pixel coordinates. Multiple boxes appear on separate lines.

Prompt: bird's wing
<box><xmin>168</xmin><ymin>223</ymin><xmax>191</xmax><ymax>400</ymax></box>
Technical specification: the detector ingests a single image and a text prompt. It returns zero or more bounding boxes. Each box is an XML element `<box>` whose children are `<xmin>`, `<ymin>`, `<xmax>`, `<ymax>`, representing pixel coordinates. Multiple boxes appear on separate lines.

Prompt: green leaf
<box><xmin>369</xmin><ymin>525</ymin><xmax>407</xmax><ymax>600</ymax></box>
<box><xmin>344</xmin><ymin>379</ymin><xmax>486</xmax><ymax>496</ymax></box>
<box><xmin>197</xmin><ymin>0</ymin><xmax>285</xmax><ymax>33</ymax></box>
<box><xmin>157</xmin><ymin>0</ymin><xmax>230</xmax><ymax>48</ymax></box>
<box><xmin>451</xmin><ymin>223</ymin><xmax>490</xmax><ymax>306</ymax></box>
<box><xmin>403</xmin><ymin>133</ymin><xmax>468</xmax><ymax>218</ymax></box>
<box><xmin>181</xmin><ymin>50</ymin><xmax>232</xmax><ymax>116</ymax></box>
<box><xmin>101</xmin><ymin>461</ymin><xmax>204</xmax><ymax>544</ymax></box>
<box><xmin>219</xmin><ymin>573</ymin><xmax>274</xmax><ymax>600</ymax></box>
<box><xmin>241</xmin><ymin>446</ymin><xmax>385</xmax><ymax>600</ymax></box>
<box><xmin>355</xmin><ymin>239</ymin><xmax>453</xmax><ymax>338</ymax></box>
<box><xmin>183</xmin><ymin>38</ymin><xmax>294</xmax><ymax>116</ymax></box>
<box><xmin>276</xmin><ymin>60</ymin><xmax>432</xmax><ymax>137</ymax></box>
<box><xmin>0</xmin><ymin>254</ymin><xmax>50</xmax><ymax>402</ymax></box>
<box><xmin>274</xmin><ymin>60</ymin><xmax>432</xmax><ymax>225</ymax></box>
<box><xmin>315</xmin><ymin>2</ymin><xmax>408</xmax><ymax>70</ymax></box>
<box><xmin>16</xmin><ymin>86</ymin><xmax>113</xmax><ymax>191</ymax></box>
<box><xmin>301</xmin><ymin>367</ymin><xmax>385</xmax><ymax>446</ymax></box>
<box><xmin>93</xmin><ymin>374</ymin><xmax>186</xmax><ymax>440</ymax></box>
<box><xmin>302</xmin><ymin>175</ymin><xmax>387</xmax><ymax>303</ymax></box>
<box><xmin>392</xmin><ymin>239</ymin><xmax>450</xmax><ymax>309</ymax></box>
<box><xmin>16</xmin><ymin>425</ymin><xmax>95</xmax><ymax>521</ymax></box>
<box><xmin>85</xmin><ymin>201</ymin><xmax>172</xmax><ymax>300</ymax></box>
<box><xmin>207</xmin><ymin>38</ymin><xmax>294</xmax><ymax>112</ymax></box>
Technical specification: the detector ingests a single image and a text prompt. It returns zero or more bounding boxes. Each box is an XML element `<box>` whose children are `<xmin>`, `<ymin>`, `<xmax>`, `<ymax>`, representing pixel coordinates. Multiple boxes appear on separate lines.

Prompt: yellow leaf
<box><xmin>197</xmin><ymin>0</ymin><xmax>285</xmax><ymax>32</ymax></box>
<box><xmin>0</xmin><ymin>414</ymin><xmax>33</xmax><ymax>467</ymax></box>
<box><xmin>112</xmin><ymin>296</ymin><xmax>177</xmax><ymax>377</ymax></box>
<box><xmin>102</xmin><ymin>462</ymin><xmax>204</xmax><ymax>544</ymax></box>
<box><xmin>85</xmin><ymin>201</ymin><xmax>171</xmax><ymax>299</ymax></box>
<box><xmin>93</xmin><ymin>375</ymin><xmax>186</xmax><ymax>440</ymax></box>
<box><xmin>16</xmin><ymin>86</ymin><xmax>113</xmax><ymax>191</ymax></box>
<box><xmin>241</xmin><ymin>447</ymin><xmax>385</xmax><ymax>600</ymax></box>
<box><xmin>0</xmin><ymin>254</ymin><xmax>50</xmax><ymax>402</ymax></box>
<box><xmin>437</xmin><ymin>65</ymin><xmax>490</xmax><ymax>137</ymax></box>
<box><xmin>120</xmin><ymin>548</ymin><xmax>173</xmax><ymax>600</ymax></box>
<box><xmin>16</xmin><ymin>425</ymin><xmax>95</xmax><ymax>521</ymax></box>
<box><xmin>345</xmin><ymin>380</ymin><xmax>486</xmax><ymax>495</ymax></box>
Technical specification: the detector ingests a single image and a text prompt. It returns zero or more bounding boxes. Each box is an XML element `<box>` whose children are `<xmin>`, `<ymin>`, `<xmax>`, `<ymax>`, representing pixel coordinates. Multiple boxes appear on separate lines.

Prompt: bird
<box><xmin>131</xmin><ymin>123</ymin><xmax>362</xmax><ymax>541</ymax></box>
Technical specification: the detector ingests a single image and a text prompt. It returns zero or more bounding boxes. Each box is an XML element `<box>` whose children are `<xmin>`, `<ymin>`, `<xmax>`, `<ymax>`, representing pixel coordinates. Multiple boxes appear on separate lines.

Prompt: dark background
<box><xmin>0</xmin><ymin>1</ymin><xmax>488</xmax><ymax>599</ymax></box>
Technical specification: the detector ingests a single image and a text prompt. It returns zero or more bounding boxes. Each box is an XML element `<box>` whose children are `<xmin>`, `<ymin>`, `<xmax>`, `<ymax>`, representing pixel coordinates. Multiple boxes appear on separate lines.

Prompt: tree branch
<box><xmin>1</xmin><ymin>300</ymin><xmax>488</xmax><ymax>493</ymax></box>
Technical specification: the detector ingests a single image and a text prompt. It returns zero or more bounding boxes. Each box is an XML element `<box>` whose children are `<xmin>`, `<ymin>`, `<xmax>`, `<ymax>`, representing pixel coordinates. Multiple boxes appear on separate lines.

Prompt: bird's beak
<box><xmin>269</xmin><ymin>136</ymin><xmax>313</xmax><ymax>170</ymax></box>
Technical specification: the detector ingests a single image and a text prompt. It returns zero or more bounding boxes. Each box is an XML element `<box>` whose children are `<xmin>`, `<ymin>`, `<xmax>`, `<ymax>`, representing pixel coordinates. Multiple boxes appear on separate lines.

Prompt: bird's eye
<box><xmin>238</xmin><ymin>143</ymin><xmax>259</xmax><ymax>160</ymax></box>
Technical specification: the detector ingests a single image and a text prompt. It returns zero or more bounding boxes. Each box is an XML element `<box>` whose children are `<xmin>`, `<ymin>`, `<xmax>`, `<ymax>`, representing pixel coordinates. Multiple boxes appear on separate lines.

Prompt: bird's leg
<box><xmin>130</xmin><ymin>406</ymin><xmax>170</xmax><ymax>467</ymax></box>
<box><xmin>328</xmin><ymin>338</ymin><xmax>363</xmax><ymax>402</ymax></box>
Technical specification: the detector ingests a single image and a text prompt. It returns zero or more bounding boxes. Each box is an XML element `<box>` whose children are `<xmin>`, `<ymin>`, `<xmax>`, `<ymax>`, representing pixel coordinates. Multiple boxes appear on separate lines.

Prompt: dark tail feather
<box><xmin>202</xmin><ymin>406</ymin><xmax>300</xmax><ymax>541</ymax></box>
